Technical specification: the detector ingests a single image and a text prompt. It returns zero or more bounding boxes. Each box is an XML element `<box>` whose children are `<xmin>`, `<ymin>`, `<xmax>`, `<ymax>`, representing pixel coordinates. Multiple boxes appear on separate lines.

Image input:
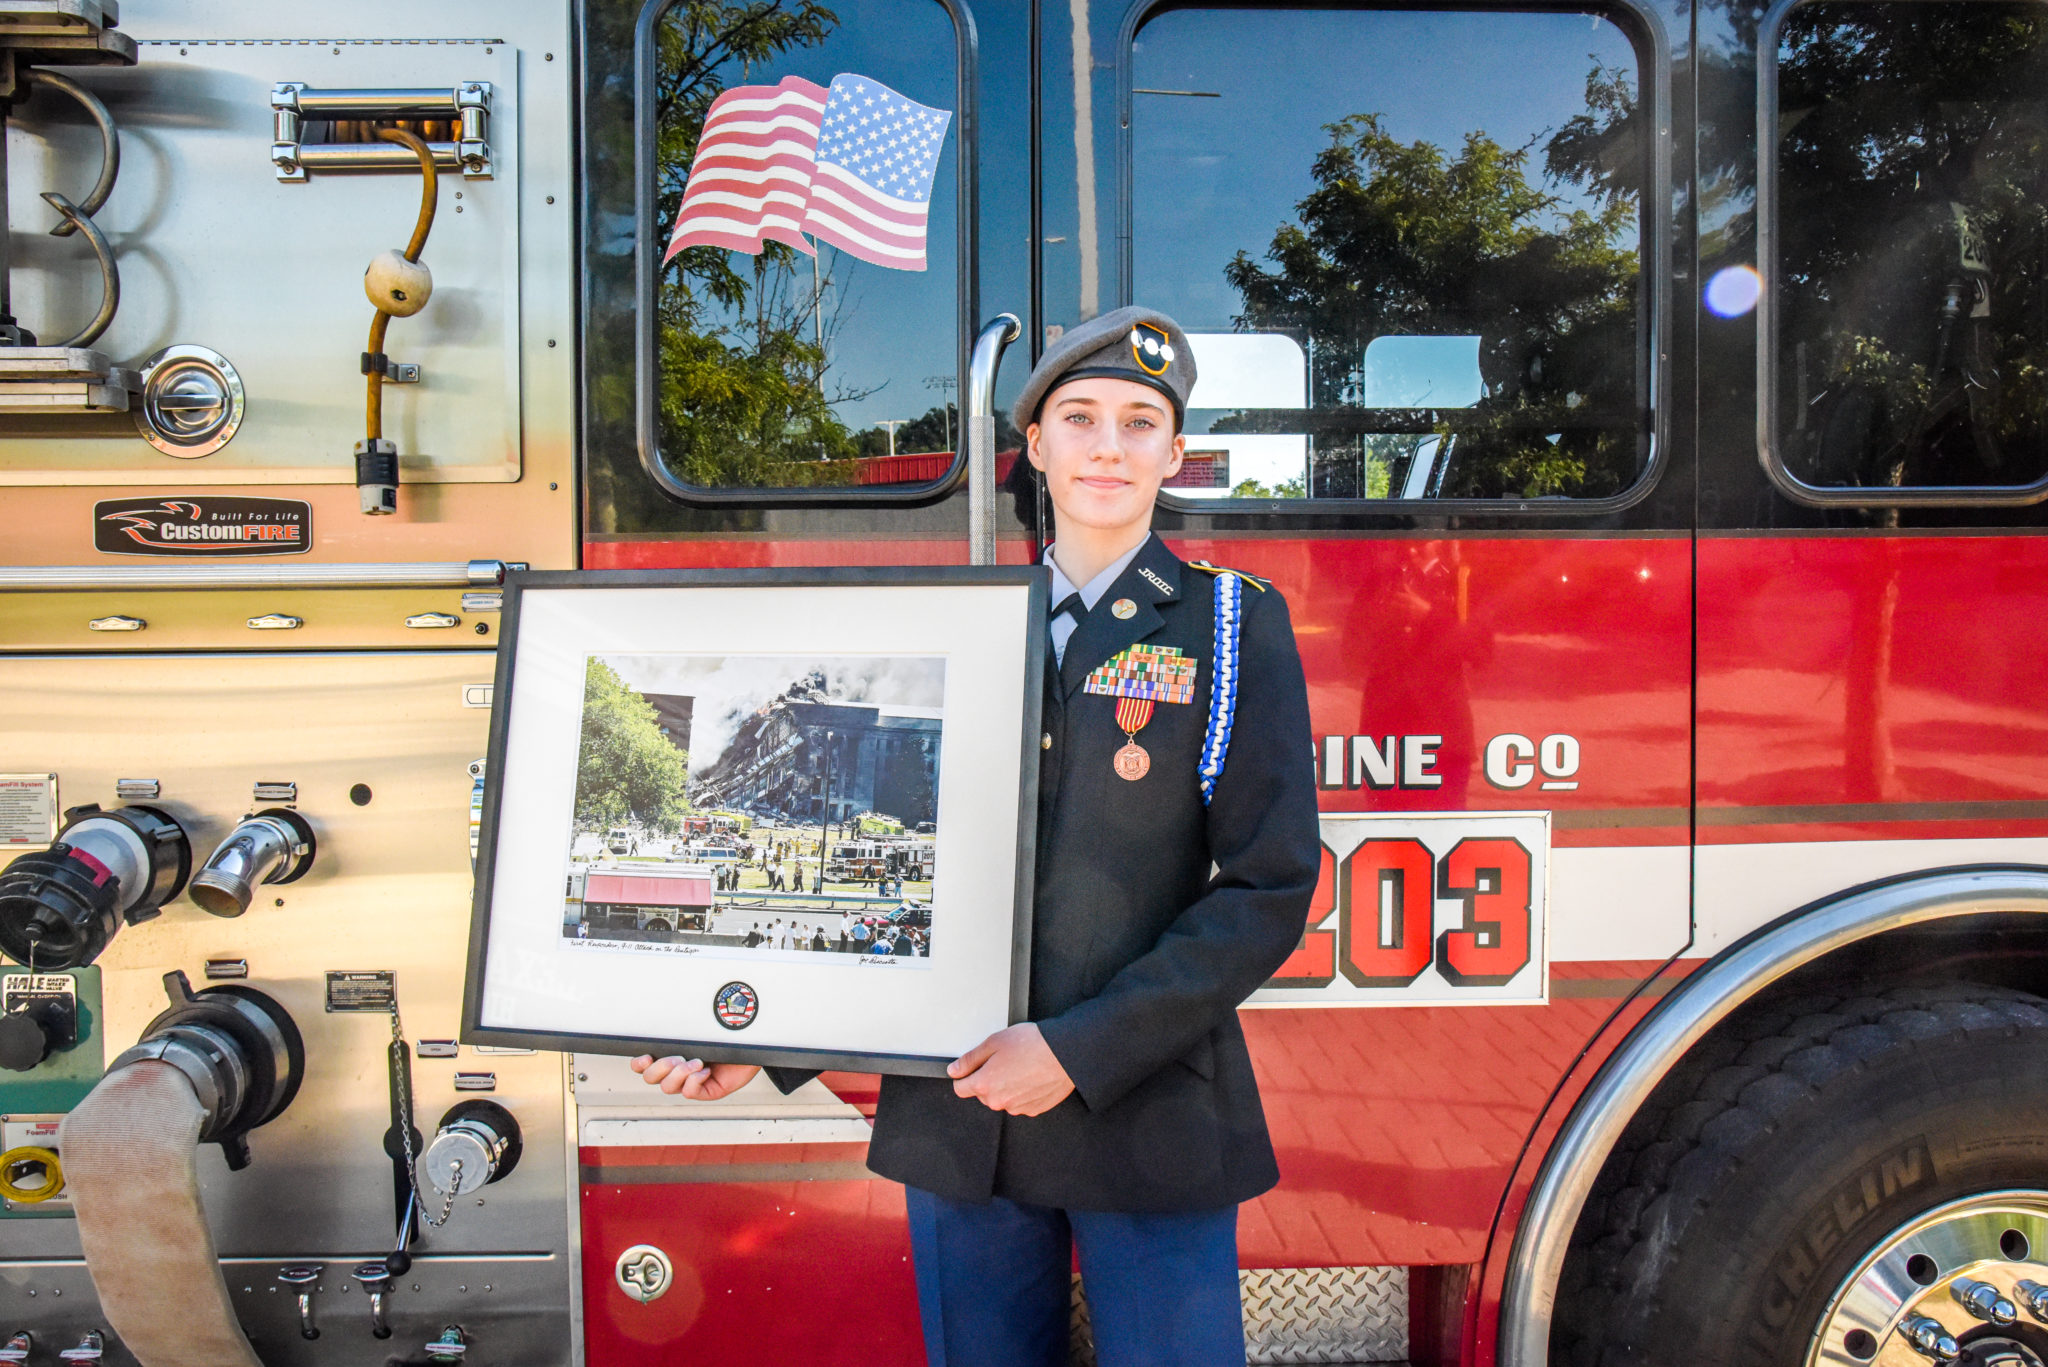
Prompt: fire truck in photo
<box><xmin>577</xmin><ymin>864</ymin><xmax>716</xmax><ymax>936</ymax></box>
<box><xmin>3</xmin><ymin>1</ymin><xmax>2048</xmax><ymax>1365</ymax></box>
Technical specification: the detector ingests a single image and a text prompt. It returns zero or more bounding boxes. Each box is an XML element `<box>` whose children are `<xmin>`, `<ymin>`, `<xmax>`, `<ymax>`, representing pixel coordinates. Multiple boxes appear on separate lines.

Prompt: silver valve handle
<box><xmin>278</xmin><ymin>1264</ymin><xmax>321</xmax><ymax>1340</ymax></box>
<box><xmin>58</xmin><ymin>1331</ymin><xmax>105</xmax><ymax>1364</ymax></box>
<box><xmin>353</xmin><ymin>1260</ymin><xmax>394</xmax><ymax>1340</ymax></box>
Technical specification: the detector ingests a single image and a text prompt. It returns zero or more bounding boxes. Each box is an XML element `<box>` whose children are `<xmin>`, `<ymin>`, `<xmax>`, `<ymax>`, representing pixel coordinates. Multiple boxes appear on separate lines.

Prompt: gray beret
<box><xmin>1011</xmin><ymin>305</ymin><xmax>1197</xmax><ymax>432</ymax></box>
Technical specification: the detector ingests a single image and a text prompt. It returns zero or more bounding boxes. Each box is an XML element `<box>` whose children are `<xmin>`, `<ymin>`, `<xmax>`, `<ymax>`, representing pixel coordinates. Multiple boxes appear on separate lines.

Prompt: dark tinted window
<box><xmin>1128</xmin><ymin>8</ymin><xmax>1647</xmax><ymax>502</ymax></box>
<box><xmin>1772</xmin><ymin>2</ymin><xmax>2048</xmax><ymax>492</ymax></box>
<box><xmin>648</xmin><ymin>0</ymin><xmax>960</xmax><ymax>490</ymax></box>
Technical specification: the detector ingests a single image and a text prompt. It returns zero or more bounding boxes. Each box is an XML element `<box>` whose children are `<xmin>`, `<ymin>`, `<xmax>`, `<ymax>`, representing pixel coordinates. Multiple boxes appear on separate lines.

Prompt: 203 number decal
<box><xmin>1259</xmin><ymin>814</ymin><xmax>1546</xmax><ymax>1003</ymax></box>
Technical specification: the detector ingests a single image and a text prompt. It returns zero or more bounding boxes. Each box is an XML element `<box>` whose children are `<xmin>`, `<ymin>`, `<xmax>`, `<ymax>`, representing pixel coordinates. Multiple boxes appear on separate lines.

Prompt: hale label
<box><xmin>3</xmin><ymin>973</ymin><xmax>75</xmax><ymax>1015</ymax></box>
<box><xmin>95</xmin><ymin>497</ymin><xmax>311</xmax><ymax>556</ymax></box>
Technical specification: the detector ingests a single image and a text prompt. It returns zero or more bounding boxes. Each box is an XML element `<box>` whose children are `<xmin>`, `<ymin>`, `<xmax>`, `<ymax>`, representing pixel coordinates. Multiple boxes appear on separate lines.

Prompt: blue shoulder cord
<box><xmin>1199</xmin><ymin>570</ymin><xmax>1243</xmax><ymax>805</ymax></box>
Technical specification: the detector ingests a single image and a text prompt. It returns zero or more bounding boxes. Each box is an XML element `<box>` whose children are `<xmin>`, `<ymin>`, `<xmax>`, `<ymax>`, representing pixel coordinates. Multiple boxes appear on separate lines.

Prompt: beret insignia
<box><xmin>1130</xmin><ymin>321</ymin><xmax>1174</xmax><ymax>377</ymax></box>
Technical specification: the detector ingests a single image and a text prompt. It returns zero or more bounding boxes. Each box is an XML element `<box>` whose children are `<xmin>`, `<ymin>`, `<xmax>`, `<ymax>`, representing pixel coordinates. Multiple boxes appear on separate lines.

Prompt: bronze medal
<box><xmin>1112</xmin><ymin>695</ymin><xmax>1155</xmax><ymax>781</ymax></box>
<box><xmin>1085</xmin><ymin>645</ymin><xmax>1197</xmax><ymax>784</ymax></box>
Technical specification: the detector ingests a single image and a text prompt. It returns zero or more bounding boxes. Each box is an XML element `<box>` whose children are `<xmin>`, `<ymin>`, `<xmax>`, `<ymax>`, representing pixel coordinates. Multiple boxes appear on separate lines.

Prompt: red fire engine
<box><xmin>4</xmin><ymin>1</ymin><xmax>2048</xmax><ymax>1365</ymax></box>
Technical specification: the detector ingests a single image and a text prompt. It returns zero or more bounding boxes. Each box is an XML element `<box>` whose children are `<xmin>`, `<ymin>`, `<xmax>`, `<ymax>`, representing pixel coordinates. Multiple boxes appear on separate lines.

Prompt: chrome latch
<box><xmin>616</xmin><ymin>1244</ymin><xmax>673</xmax><ymax>1304</ymax></box>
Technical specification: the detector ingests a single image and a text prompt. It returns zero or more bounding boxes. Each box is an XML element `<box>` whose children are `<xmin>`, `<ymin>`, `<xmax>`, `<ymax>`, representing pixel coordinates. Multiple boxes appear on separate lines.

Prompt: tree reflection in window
<box><xmin>650</xmin><ymin>1</ymin><xmax>964</xmax><ymax>489</ymax></box>
<box><xmin>1131</xmin><ymin>10</ymin><xmax>1646</xmax><ymax>502</ymax></box>
<box><xmin>1774</xmin><ymin>2</ymin><xmax>2048</xmax><ymax>490</ymax></box>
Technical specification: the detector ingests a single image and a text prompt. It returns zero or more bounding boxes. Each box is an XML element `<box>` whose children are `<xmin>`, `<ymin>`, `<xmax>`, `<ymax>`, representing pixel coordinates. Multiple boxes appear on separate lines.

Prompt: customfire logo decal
<box><xmin>94</xmin><ymin>497</ymin><xmax>311</xmax><ymax>557</ymax></box>
<box><xmin>713</xmin><ymin>981</ymin><xmax>759</xmax><ymax>1031</ymax></box>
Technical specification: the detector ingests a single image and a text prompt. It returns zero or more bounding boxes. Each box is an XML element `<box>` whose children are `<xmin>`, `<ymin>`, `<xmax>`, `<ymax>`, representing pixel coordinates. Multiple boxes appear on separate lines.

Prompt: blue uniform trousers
<box><xmin>904</xmin><ymin>1185</ymin><xmax>1244</xmax><ymax>1367</ymax></box>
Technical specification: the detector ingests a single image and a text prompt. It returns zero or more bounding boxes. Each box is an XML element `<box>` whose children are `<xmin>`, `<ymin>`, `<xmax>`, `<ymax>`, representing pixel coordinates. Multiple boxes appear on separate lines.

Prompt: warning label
<box><xmin>0</xmin><ymin>774</ymin><xmax>56</xmax><ymax>847</ymax></box>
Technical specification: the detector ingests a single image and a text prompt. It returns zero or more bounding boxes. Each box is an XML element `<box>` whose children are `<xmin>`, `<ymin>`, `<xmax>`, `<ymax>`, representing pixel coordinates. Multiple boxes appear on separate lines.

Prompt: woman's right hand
<box><xmin>629</xmin><ymin>1054</ymin><xmax>762</xmax><ymax>1100</ymax></box>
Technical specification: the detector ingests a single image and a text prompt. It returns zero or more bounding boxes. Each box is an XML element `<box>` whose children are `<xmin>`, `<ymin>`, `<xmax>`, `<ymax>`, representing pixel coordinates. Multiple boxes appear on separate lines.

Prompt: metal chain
<box><xmin>387</xmin><ymin>998</ymin><xmax>458</xmax><ymax>1230</ymax></box>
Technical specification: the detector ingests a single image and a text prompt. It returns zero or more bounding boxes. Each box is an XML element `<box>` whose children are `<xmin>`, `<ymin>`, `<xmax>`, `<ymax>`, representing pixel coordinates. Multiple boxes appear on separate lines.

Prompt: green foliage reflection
<box><xmin>1221</xmin><ymin>66</ymin><xmax>1644</xmax><ymax>500</ymax></box>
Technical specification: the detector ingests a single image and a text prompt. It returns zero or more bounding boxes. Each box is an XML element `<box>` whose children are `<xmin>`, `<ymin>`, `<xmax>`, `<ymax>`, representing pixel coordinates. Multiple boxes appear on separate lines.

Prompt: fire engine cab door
<box><xmin>584</xmin><ymin>0</ymin><xmax>1026</xmax><ymax>565</ymax></box>
<box><xmin>1044</xmin><ymin>0</ymin><xmax>1697</xmax><ymax>1274</ymax></box>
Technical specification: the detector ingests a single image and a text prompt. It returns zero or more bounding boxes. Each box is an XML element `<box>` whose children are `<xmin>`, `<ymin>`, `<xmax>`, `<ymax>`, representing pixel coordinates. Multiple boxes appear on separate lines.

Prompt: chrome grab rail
<box><xmin>0</xmin><ymin>560</ymin><xmax>514</xmax><ymax>591</ymax></box>
<box><xmin>966</xmin><ymin>313</ymin><xmax>1022</xmax><ymax>567</ymax></box>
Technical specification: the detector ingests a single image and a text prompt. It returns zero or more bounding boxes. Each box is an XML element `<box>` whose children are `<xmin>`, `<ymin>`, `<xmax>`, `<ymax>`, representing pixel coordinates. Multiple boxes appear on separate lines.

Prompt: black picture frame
<box><xmin>460</xmin><ymin>565</ymin><xmax>1046</xmax><ymax>1077</ymax></box>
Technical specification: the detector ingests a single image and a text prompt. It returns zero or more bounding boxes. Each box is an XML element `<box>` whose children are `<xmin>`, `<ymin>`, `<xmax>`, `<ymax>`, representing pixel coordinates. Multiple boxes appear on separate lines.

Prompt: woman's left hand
<box><xmin>947</xmin><ymin>1023</ymin><xmax>1075</xmax><ymax>1116</ymax></box>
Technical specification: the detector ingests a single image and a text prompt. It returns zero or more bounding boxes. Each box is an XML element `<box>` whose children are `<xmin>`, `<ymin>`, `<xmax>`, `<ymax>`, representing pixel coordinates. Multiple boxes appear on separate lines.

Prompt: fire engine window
<box><xmin>647</xmin><ymin>0</ymin><xmax>962</xmax><ymax>491</ymax></box>
<box><xmin>1770</xmin><ymin>2</ymin><xmax>2048</xmax><ymax>493</ymax></box>
<box><xmin>1128</xmin><ymin>8</ymin><xmax>1647</xmax><ymax>503</ymax></box>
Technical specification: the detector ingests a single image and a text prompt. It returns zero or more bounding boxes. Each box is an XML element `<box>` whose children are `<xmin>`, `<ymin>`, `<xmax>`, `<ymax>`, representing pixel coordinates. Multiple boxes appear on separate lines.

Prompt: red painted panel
<box><xmin>583</xmin><ymin>534</ymin><xmax>1696</xmax><ymax>828</ymax></box>
<box><xmin>1171</xmin><ymin>536</ymin><xmax>1692</xmax><ymax>820</ymax></box>
<box><xmin>1699</xmin><ymin>535</ymin><xmax>2048</xmax><ymax>830</ymax></box>
<box><xmin>1239</xmin><ymin>995</ymin><xmax>1635</xmax><ymax>1267</ymax></box>
<box><xmin>581</xmin><ymin>1144</ymin><xmax>925</xmax><ymax>1366</ymax></box>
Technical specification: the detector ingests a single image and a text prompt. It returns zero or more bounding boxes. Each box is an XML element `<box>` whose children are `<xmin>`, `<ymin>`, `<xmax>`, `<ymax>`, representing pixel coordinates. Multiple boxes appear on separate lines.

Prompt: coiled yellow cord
<box><xmin>0</xmin><ymin>1144</ymin><xmax>63</xmax><ymax>1203</ymax></box>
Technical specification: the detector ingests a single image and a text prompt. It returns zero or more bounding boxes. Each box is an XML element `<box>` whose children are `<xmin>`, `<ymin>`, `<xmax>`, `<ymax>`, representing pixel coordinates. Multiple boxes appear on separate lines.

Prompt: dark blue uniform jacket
<box><xmin>778</xmin><ymin>534</ymin><xmax>1320</xmax><ymax>1212</ymax></box>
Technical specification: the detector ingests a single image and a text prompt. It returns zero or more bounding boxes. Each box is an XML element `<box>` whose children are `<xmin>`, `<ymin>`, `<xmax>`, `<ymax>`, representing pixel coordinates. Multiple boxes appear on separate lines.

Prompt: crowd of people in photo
<box><xmin>698</xmin><ymin>834</ymin><xmax>925</xmax><ymax>896</ymax></box>
<box><xmin>738</xmin><ymin>911</ymin><xmax>930</xmax><ymax>957</ymax></box>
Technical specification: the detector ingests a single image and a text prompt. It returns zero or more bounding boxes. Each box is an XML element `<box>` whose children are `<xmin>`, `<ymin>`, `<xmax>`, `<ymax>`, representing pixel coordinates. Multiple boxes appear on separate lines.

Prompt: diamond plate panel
<box><xmin>1070</xmin><ymin>1265</ymin><xmax>1408</xmax><ymax>1365</ymax></box>
<box><xmin>1241</xmin><ymin>1265</ymin><xmax>1408</xmax><ymax>1364</ymax></box>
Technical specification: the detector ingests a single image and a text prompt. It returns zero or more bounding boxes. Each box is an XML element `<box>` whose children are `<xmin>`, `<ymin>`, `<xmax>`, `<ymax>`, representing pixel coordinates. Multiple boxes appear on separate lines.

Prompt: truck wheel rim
<box><xmin>1808</xmin><ymin>1190</ymin><xmax>2048</xmax><ymax>1366</ymax></box>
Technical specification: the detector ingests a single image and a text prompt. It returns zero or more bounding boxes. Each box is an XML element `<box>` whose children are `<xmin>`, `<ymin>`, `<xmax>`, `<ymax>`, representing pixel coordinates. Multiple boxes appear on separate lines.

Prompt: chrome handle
<box><xmin>0</xmin><ymin>559</ymin><xmax>516</xmax><ymax>592</ymax></box>
<box><xmin>278</xmin><ymin>1265</ymin><xmax>321</xmax><ymax>1340</ymax></box>
<box><xmin>353</xmin><ymin>1261</ymin><xmax>394</xmax><ymax>1340</ymax></box>
<box><xmin>966</xmin><ymin>314</ymin><xmax>1022</xmax><ymax>567</ymax></box>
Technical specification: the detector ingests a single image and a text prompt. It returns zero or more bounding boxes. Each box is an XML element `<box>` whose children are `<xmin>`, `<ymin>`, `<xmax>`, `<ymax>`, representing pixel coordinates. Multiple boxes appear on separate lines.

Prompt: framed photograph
<box><xmin>462</xmin><ymin>567</ymin><xmax>1046</xmax><ymax>1077</ymax></box>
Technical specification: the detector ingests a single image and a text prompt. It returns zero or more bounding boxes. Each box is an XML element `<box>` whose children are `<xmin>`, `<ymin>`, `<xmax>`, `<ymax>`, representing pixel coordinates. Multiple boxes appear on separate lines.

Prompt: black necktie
<box><xmin>1052</xmin><ymin>592</ymin><xmax>1087</xmax><ymax>626</ymax></box>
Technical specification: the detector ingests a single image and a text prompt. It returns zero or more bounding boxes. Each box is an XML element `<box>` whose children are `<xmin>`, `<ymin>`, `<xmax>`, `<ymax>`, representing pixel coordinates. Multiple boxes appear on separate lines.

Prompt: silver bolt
<box><xmin>1953</xmin><ymin>1278</ymin><xmax>2017</xmax><ymax>1325</ymax></box>
<box><xmin>2017</xmin><ymin>1280</ymin><xmax>2048</xmax><ymax>1323</ymax></box>
<box><xmin>1901</xmin><ymin>1315</ymin><xmax>1960</xmax><ymax>1362</ymax></box>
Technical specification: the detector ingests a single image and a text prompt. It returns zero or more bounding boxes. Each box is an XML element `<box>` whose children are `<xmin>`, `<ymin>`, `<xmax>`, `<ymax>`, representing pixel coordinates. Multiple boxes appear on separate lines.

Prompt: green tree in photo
<box><xmin>575</xmin><ymin>659</ymin><xmax>691</xmax><ymax>835</ymax></box>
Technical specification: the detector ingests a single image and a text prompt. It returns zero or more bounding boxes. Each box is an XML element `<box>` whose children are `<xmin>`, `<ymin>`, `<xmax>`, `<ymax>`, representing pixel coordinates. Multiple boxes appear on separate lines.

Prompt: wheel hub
<box><xmin>1959</xmin><ymin>1338</ymin><xmax>2046</xmax><ymax>1367</ymax></box>
<box><xmin>1810</xmin><ymin>1193</ymin><xmax>2048</xmax><ymax>1366</ymax></box>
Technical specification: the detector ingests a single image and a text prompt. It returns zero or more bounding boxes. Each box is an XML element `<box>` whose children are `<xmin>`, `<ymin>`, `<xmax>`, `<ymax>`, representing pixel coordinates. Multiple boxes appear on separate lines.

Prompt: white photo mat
<box><xmin>464</xmin><ymin>571</ymin><xmax>1042</xmax><ymax>1073</ymax></box>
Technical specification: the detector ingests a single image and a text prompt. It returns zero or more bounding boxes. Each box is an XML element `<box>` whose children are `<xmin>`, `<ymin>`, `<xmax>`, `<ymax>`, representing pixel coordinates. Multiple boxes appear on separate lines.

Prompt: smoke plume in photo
<box><xmin>599</xmin><ymin>654</ymin><xmax>945</xmax><ymax>774</ymax></box>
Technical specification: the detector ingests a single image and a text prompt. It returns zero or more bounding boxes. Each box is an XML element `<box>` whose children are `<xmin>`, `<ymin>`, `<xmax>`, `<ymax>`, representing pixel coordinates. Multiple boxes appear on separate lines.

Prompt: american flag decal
<box><xmin>664</xmin><ymin>72</ymin><xmax>951</xmax><ymax>272</ymax></box>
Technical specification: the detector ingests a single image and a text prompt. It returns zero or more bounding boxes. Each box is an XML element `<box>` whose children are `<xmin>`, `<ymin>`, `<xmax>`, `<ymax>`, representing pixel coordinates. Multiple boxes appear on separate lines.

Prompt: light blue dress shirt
<box><xmin>1046</xmin><ymin>535</ymin><xmax>1151</xmax><ymax>667</ymax></box>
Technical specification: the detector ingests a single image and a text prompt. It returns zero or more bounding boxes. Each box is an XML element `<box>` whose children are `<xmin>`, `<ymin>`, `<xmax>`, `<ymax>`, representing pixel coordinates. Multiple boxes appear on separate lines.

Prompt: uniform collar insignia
<box><xmin>1056</xmin><ymin>536</ymin><xmax>1186</xmax><ymax>699</ymax></box>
